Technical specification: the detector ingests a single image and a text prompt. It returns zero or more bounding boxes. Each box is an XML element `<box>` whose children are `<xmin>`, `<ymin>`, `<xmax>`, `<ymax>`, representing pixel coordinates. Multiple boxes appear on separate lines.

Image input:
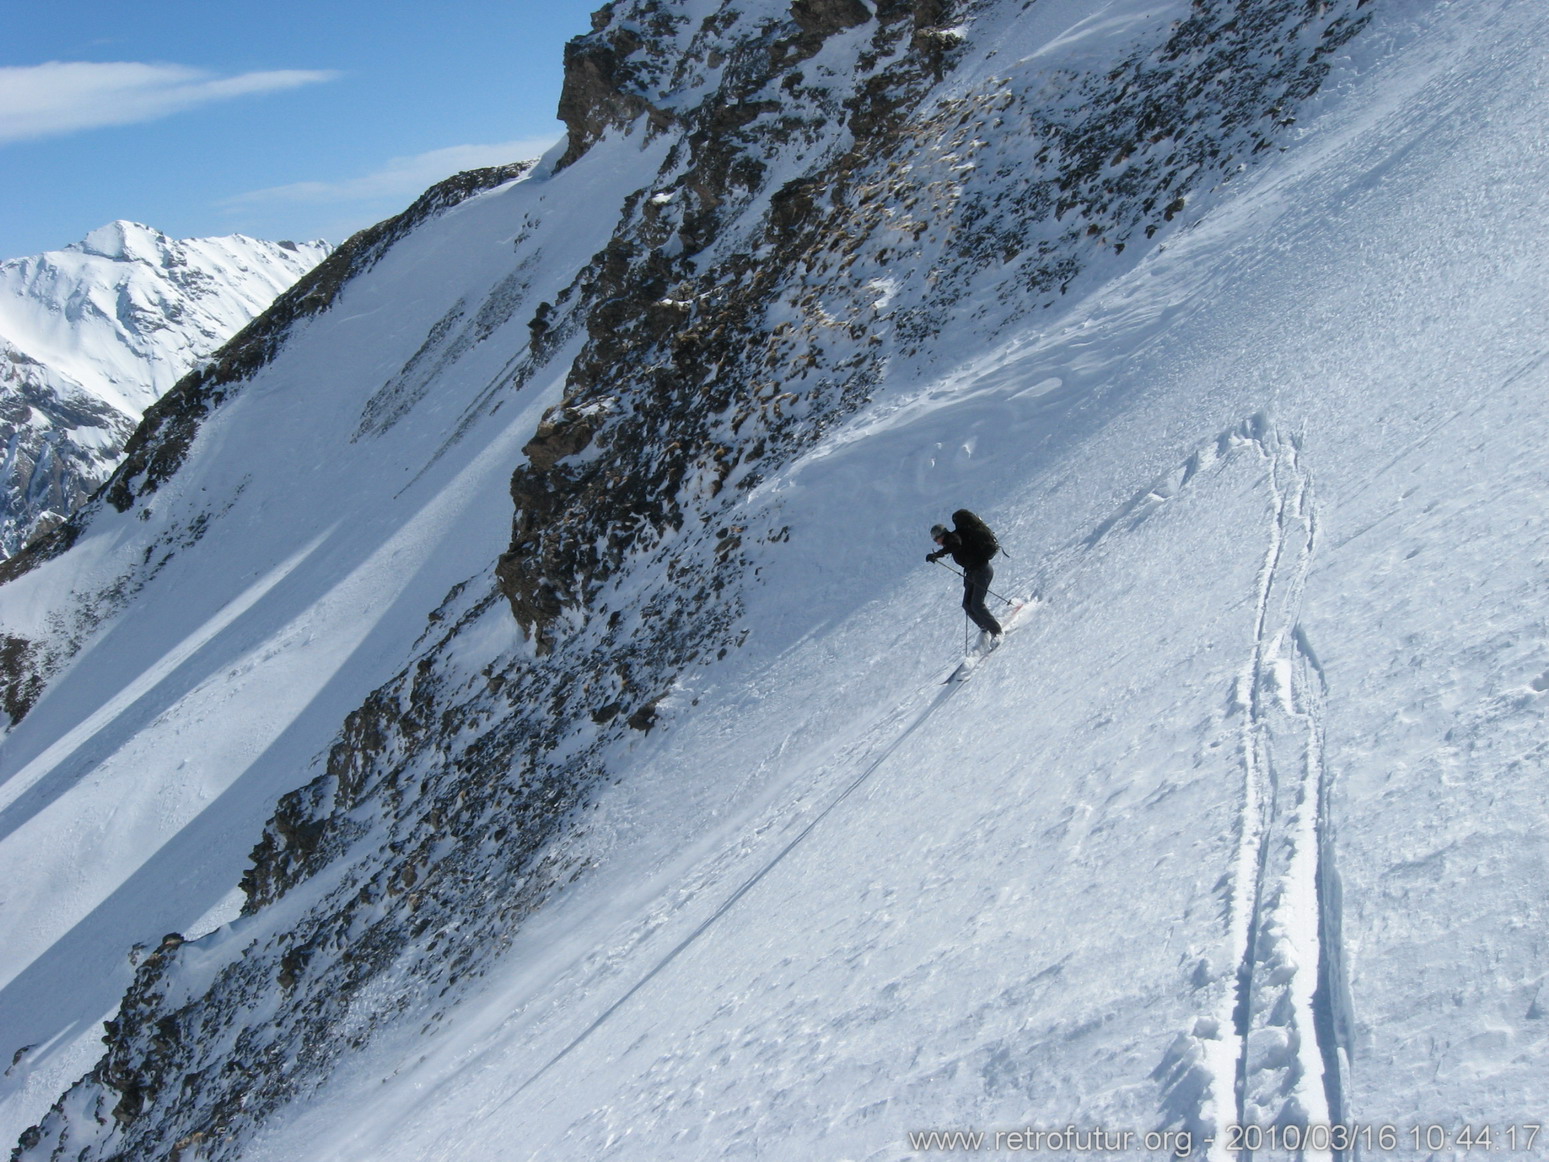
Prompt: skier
<box><xmin>927</xmin><ymin>511</ymin><xmax>1002</xmax><ymax>640</ymax></box>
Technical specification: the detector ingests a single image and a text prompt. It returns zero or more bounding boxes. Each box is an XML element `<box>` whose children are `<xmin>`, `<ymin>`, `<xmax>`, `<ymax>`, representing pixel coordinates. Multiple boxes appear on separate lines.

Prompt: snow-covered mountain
<box><xmin>0</xmin><ymin>223</ymin><xmax>328</xmax><ymax>557</ymax></box>
<box><xmin>3</xmin><ymin>0</ymin><xmax>1547</xmax><ymax>1159</ymax></box>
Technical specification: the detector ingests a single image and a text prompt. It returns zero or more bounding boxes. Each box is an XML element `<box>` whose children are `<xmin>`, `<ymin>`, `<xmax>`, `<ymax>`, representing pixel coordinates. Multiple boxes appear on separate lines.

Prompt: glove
<box><xmin>927</xmin><ymin>550</ymin><xmax>942</xmax><ymax>562</ymax></box>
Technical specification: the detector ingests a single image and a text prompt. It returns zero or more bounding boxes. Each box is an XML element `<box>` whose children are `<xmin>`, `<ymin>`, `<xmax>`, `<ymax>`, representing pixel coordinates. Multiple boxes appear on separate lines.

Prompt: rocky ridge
<box><xmin>10</xmin><ymin>0</ymin><xmax>1373</xmax><ymax>1157</ymax></box>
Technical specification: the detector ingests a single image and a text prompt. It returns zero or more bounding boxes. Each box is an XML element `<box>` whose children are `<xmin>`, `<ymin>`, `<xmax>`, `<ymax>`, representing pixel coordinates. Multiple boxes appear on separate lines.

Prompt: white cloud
<box><xmin>0</xmin><ymin>61</ymin><xmax>338</xmax><ymax>145</ymax></box>
<box><xmin>224</xmin><ymin>139</ymin><xmax>560</xmax><ymax>207</ymax></box>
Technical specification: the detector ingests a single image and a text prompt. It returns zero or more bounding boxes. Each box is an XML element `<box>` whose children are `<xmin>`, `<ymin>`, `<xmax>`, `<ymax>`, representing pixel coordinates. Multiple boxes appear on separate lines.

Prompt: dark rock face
<box><xmin>790</xmin><ymin>0</ymin><xmax>872</xmax><ymax>39</ymax></box>
<box><xmin>498</xmin><ymin>0</ymin><xmax>950</xmax><ymax>656</ymax></box>
<box><xmin>11</xmin><ymin>0</ymin><xmax>1373</xmax><ymax>1157</ymax></box>
<box><xmin>496</xmin><ymin>0</ymin><xmax>1369</xmax><ymax>660</ymax></box>
<box><xmin>557</xmin><ymin>15</ymin><xmax>677</xmax><ymax>169</ymax></box>
<box><xmin>0</xmin><ymin>634</ymin><xmax>43</xmax><ymax>725</ymax></box>
<box><xmin>0</xmin><ymin>352</ymin><xmax>136</xmax><ymax>556</ymax></box>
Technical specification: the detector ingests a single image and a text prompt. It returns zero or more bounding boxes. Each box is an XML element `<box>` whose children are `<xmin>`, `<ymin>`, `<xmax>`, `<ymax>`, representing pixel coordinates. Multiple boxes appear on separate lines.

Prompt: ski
<box><xmin>945</xmin><ymin>597</ymin><xmax>1034</xmax><ymax>683</ymax></box>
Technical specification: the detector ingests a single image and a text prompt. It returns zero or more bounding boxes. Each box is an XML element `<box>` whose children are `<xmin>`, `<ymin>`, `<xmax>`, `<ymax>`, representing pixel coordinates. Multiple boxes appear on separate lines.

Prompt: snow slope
<box><xmin>0</xmin><ymin>222</ymin><xmax>327</xmax><ymax>555</ymax></box>
<box><xmin>0</xmin><ymin>149</ymin><xmax>629</xmax><ymax>1147</ymax></box>
<box><xmin>4</xmin><ymin>0</ymin><xmax>1547</xmax><ymax>1158</ymax></box>
<box><xmin>206</xmin><ymin>1</ymin><xmax>1542</xmax><ymax>1157</ymax></box>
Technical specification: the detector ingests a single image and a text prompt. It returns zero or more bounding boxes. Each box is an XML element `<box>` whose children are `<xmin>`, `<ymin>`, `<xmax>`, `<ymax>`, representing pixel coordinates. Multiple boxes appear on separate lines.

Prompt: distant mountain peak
<box><xmin>73</xmin><ymin>220</ymin><xmax>164</xmax><ymax>263</ymax></box>
<box><xmin>0</xmin><ymin>224</ymin><xmax>329</xmax><ymax>557</ymax></box>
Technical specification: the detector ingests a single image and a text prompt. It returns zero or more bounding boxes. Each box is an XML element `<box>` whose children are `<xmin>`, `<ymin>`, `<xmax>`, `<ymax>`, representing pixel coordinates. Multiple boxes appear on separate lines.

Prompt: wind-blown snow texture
<box><xmin>3</xmin><ymin>0</ymin><xmax>1548</xmax><ymax>1159</ymax></box>
<box><xmin>0</xmin><ymin>223</ymin><xmax>328</xmax><ymax>558</ymax></box>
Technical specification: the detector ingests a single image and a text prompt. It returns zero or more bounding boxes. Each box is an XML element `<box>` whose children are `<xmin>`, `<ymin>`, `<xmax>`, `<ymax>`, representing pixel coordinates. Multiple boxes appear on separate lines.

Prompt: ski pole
<box><xmin>931</xmin><ymin>557</ymin><xmax>1017</xmax><ymax>605</ymax></box>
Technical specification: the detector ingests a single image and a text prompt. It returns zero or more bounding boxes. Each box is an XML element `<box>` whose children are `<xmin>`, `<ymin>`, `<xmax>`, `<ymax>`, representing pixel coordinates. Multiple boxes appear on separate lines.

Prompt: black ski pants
<box><xmin>962</xmin><ymin>564</ymin><xmax>1002</xmax><ymax>635</ymax></box>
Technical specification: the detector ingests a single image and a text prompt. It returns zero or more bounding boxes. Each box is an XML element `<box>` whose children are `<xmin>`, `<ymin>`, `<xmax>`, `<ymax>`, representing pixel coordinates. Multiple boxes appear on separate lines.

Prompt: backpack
<box><xmin>952</xmin><ymin>509</ymin><xmax>999</xmax><ymax>565</ymax></box>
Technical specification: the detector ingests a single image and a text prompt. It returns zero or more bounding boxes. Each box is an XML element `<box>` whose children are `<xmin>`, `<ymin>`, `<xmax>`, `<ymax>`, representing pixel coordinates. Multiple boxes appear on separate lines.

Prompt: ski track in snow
<box><xmin>486</xmin><ymin>613</ymin><xmax>1036</xmax><ymax>1115</ymax></box>
<box><xmin>1222</xmin><ymin>421</ymin><xmax>1341</xmax><ymax>1153</ymax></box>
<box><xmin>1089</xmin><ymin>416</ymin><xmax>1351</xmax><ymax>1158</ymax></box>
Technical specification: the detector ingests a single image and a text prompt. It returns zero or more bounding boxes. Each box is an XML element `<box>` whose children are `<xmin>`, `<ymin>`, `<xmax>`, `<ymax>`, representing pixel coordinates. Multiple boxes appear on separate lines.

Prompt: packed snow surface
<box><xmin>3</xmin><ymin>0</ymin><xmax>1548</xmax><ymax>1158</ymax></box>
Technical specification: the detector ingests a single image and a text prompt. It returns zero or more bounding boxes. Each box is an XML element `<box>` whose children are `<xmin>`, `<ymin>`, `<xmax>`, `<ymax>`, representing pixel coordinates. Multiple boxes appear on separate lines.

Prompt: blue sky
<box><xmin>0</xmin><ymin>0</ymin><xmax>606</xmax><ymax>259</ymax></box>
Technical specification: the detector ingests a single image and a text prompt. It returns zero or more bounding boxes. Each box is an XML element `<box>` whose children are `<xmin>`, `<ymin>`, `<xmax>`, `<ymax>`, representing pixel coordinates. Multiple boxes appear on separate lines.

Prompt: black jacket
<box><xmin>929</xmin><ymin>530</ymin><xmax>990</xmax><ymax>571</ymax></box>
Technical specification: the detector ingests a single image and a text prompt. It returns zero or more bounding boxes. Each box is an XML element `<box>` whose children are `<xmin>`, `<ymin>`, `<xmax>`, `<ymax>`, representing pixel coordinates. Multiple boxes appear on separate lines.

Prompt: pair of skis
<box><xmin>944</xmin><ymin>597</ymin><xmax>1034</xmax><ymax>683</ymax></box>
